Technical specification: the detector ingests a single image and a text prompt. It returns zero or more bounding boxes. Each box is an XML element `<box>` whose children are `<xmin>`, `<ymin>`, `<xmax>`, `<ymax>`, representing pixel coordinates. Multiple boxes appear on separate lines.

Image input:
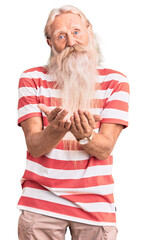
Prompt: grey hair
<box><xmin>44</xmin><ymin>5</ymin><xmax>91</xmax><ymax>39</ymax></box>
<box><xmin>44</xmin><ymin>5</ymin><xmax>103</xmax><ymax>65</ymax></box>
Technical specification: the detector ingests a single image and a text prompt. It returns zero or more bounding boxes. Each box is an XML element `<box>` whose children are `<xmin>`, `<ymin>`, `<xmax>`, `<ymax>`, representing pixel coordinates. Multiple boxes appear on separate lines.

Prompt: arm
<box><xmin>21</xmin><ymin>106</ymin><xmax>71</xmax><ymax>158</ymax></box>
<box><xmin>81</xmin><ymin>123</ymin><xmax>123</xmax><ymax>160</ymax></box>
<box><xmin>70</xmin><ymin>109</ymin><xmax>123</xmax><ymax>160</ymax></box>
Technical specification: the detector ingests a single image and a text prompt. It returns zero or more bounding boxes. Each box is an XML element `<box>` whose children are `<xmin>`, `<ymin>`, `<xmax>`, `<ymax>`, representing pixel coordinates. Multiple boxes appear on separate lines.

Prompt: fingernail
<box><xmin>84</xmin><ymin>111</ymin><xmax>88</xmax><ymax>114</ymax></box>
<box><xmin>78</xmin><ymin>109</ymin><xmax>82</xmax><ymax>114</ymax></box>
<box><xmin>67</xmin><ymin>119</ymin><xmax>71</xmax><ymax>124</ymax></box>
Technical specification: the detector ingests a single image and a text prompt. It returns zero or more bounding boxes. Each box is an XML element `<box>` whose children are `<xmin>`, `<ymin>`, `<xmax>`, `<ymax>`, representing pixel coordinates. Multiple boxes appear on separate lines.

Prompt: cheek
<box><xmin>84</xmin><ymin>34</ymin><xmax>89</xmax><ymax>45</ymax></box>
<box><xmin>53</xmin><ymin>41</ymin><xmax>66</xmax><ymax>53</ymax></box>
<box><xmin>80</xmin><ymin>31</ymin><xmax>89</xmax><ymax>45</ymax></box>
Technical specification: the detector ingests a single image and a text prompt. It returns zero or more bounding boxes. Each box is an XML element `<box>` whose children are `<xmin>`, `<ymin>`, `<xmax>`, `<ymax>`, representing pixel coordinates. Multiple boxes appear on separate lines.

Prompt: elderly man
<box><xmin>17</xmin><ymin>5</ymin><xmax>129</xmax><ymax>240</ymax></box>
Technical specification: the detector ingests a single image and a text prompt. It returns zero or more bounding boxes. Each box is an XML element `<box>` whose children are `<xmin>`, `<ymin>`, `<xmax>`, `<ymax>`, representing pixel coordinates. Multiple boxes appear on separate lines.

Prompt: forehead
<box><xmin>51</xmin><ymin>13</ymin><xmax>85</xmax><ymax>34</ymax></box>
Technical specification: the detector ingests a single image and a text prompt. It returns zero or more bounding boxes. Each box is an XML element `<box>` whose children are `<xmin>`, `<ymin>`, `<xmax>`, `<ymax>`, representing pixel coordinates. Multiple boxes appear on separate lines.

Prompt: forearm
<box><xmin>81</xmin><ymin>131</ymin><xmax>114</xmax><ymax>160</ymax></box>
<box><xmin>26</xmin><ymin>125</ymin><xmax>66</xmax><ymax>158</ymax></box>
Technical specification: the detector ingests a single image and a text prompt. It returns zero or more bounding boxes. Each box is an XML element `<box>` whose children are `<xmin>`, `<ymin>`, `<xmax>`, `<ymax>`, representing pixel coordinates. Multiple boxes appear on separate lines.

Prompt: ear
<box><xmin>47</xmin><ymin>38</ymin><xmax>52</xmax><ymax>47</ymax></box>
<box><xmin>87</xmin><ymin>24</ymin><xmax>93</xmax><ymax>37</ymax></box>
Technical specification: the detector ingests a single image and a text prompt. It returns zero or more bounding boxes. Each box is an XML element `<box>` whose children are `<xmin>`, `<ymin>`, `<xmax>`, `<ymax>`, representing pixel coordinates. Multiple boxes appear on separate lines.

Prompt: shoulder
<box><xmin>96</xmin><ymin>67</ymin><xmax>127</xmax><ymax>81</ymax></box>
<box><xmin>19</xmin><ymin>66</ymin><xmax>51</xmax><ymax>88</ymax></box>
<box><xmin>97</xmin><ymin>66</ymin><xmax>128</xmax><ymax>84</ymax></box>
<box><xmin>21</xmin><ymin>66</ymin><xmax>48</xmax><ymax>79</ymax></box>
<box><xmin>97</xmin><ymin>67</ymin><xmax>126</xmax><ymax>78</ymax></box>
<box><xmin>23</xmin><ymin>66</ymin><xmax>47</xmax><ymax>74</ymax></box>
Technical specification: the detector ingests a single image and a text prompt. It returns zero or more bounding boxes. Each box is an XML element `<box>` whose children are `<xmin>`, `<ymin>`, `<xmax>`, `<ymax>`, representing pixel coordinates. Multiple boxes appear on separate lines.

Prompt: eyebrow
<box><xmin>53</xmin><ymin>29</ymin><xmax>63</xmax><ymax>35</ymax></box>
<box><xmin>53</xmin><ymin>25</ymin><xmax>82</xmax><ymax>35</ymax></box>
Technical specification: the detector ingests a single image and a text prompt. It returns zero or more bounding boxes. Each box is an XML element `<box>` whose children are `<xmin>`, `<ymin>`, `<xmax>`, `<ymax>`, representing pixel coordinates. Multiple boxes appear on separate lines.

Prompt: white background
<box><xmin>0</xmin><ymin>0</ymin><xmax>146</xmax><ymax>239</ymax></box>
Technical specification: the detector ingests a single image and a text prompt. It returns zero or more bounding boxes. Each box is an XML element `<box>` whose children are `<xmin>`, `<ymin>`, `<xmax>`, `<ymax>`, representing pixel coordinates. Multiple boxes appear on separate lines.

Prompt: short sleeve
<box><xmin>17</xmin><ymin>71</ymin><xmax>42</xmax><ymax>126</ymax></box>
<box><xmin>100</xmin><ymin>75</ymin><xmax>130</xmax><ymax>128</ymax></box>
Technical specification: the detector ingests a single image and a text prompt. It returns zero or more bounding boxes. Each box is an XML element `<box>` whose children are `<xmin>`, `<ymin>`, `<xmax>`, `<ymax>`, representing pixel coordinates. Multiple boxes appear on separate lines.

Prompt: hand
<box><xmin>38</xmin><ymin>104</ymin><xmax>71</xmax><ymax>133</ymax></box>
<box><xmin>70</xmin><ymin>109</ymin><xmax>102</xmax><ymax>140</ymax></box>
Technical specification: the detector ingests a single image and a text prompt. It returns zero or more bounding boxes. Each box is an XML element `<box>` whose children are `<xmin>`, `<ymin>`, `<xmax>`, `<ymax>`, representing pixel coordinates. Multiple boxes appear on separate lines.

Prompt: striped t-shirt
<box><xmin>17</xmin><ymin>66</ymin><xmax>129</xmax><ymax>226</ymax></box>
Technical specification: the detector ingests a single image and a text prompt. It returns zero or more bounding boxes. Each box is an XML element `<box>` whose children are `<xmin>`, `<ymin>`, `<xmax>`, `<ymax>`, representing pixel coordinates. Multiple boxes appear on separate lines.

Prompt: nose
<box><xmin>66</xmin><ymin>34</ymin><xmax>76</xmax><ymax>47</ymax></box>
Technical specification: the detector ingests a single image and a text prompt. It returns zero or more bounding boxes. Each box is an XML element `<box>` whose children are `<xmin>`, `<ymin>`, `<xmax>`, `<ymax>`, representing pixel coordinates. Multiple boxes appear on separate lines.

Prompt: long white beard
<box><xmin>46</xmin><ymin>39</ymin><xmax>100</xmax><ymax>150</ymax></box>
<box><xmin>47</xmin><ymin>43</ymin><xmax>99</xmax><ymax>119</ymax></box>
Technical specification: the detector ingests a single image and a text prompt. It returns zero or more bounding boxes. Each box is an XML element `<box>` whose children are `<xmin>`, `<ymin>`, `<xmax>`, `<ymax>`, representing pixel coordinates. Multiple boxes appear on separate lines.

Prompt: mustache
<box><xmin>64</xmin><ymin>44</ymin><xmax>88</xmax><ymax>53</ymax></box>
<box><xmin>56</xmin><ymin>44</ymin><xmax>94</xmax><ymax>64</ymax></box>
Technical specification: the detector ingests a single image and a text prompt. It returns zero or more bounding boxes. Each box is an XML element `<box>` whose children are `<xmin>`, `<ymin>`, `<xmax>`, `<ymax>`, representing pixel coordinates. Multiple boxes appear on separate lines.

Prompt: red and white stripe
<box><xmin>17</xmin><ymin>66</ymin><xmax>129</xmax><ymax>226</ymax></box>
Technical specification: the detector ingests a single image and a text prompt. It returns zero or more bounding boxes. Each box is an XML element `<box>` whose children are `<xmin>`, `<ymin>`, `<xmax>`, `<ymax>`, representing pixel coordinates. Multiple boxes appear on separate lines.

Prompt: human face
<box><xmin>48</xmin><ymin>13</ymin><xmax>91</xmax><ymax>53</ymax></box>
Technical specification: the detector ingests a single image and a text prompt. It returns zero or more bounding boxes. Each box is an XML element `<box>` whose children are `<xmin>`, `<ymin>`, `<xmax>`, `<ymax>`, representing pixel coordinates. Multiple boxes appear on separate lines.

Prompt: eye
<box><xmin>58</xmin><ymin>34</ymin><xmax>66</xmax><ymax>40</ymax></box>
<box><xmin>74</xmin><ymin>30</ymin><xmax>79</xmax><ymax>35</ymax></box>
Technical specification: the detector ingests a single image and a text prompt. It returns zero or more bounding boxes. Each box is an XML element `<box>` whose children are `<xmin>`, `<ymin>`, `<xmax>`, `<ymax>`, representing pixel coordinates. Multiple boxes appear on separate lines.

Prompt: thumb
<box><xmin>38</xmin><ymin>104</ymin><xmax>63</xmax><ymax>122</ymax></box>
<box><xmin>37</xmin><ymin>104</ymin><xmax>50</xmax><ymax>115</ymax></box>
<box><xmin>93</xmin><ymin>114</ymin><xmax>103</xmax><ymax>122</ymax></box>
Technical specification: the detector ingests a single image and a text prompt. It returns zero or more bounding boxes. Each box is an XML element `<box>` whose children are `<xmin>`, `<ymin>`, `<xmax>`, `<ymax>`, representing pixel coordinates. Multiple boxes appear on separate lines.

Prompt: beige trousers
<box><xmin>18</xmin><ymin>210</ymin><xmax>118</xmax><ymax>240</ymax></box>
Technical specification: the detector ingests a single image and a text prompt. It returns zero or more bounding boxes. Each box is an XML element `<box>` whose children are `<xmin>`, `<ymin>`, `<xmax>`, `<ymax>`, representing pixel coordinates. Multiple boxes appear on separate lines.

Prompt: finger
<box><xmin>64</xmin><ymin>120</ymin><xmax>72</xmax><ymax>130</ymax></box>
<box><xmin>48</xmin><ymin>107</ymin><xmax>63</xmax><ymax>122</ymax></box>
<box><xmin>70</xmin><ymin>116</ymin><xmax>78</xmax><ymax>133</ymax></box>
<box><xmin>74</xmin><ymin>111</ymin><xmax>84</xmax><ymax>133</ymax></box>
<box><xmin>37</xmin><ymin>104</ymin><xmax>51</xmax><ymax>115</ymax></box>
<box><xmin>54</xmin><ymin>109</ymin><xmax>68</xmax><ymax>123</ymax></box>
<box><xmin>38</xmin><ymin>104</ymin><xmax>62</xmax><ymax>122</ymax></box>
<box><xmin>59</xmin><ymin>119</ymin><xmax>71</xmax><ymax>129</ymax></box>
<box><xmin>93</xmin><ymin>114</ymin><xmax>102</xmax><ymax>122</ymax></box>
<box><xmin>78</xmin><ymin>109</ymin><xmax>88</xmax><ymax>123</ymax></box>
<box><xmin>78</xmin><ymin>109</ymin><xmax>89</xmax><ymax>133</ymax></box>
<box><xmin>58</xmin><ymin>120</ymin><xmax>66</xmax><ymax>129</ymax></box>
<box><xmin>84</xmin><ymin>111</ymin><xmax>96</xmax><ymax>128</ymax></box>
